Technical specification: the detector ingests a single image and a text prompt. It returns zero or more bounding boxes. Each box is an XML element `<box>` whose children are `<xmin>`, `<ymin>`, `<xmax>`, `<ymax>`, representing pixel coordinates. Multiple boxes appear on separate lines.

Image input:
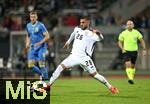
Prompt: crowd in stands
<box><xmin>0</xmin><ymin>0</ymin><xmax>149</xmax><ymax>33</ymax></box>
<box><xmin>0</xmin><ymin>0</ymin><xmax>150</xmax><ymax>70</ymax></box>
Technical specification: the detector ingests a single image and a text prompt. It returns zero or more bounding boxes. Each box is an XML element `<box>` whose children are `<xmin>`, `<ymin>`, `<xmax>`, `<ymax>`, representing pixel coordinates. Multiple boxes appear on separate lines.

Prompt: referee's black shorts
<box><xmin>123</xmin><ymin>51</ymin><xmax>138</xmax><ymax>64</ymax></box>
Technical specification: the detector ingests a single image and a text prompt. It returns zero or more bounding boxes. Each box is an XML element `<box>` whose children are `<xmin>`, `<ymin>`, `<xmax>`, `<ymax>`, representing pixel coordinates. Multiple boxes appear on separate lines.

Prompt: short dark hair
<box><xmin>80</xmin><ymin>16</ymin><xmax>90</xmax><ymax>20</ymax></box>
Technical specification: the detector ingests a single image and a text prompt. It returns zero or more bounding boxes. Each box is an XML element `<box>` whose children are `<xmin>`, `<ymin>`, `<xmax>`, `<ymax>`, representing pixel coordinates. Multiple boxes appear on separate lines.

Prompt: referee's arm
<box><xmin>118</xmin><ymin>40</ymin><xmax>126</xmax><ymax>53</ymax></box>
<box><xmin>139</xmin><ymin>38</ymin><xmax>147</xmax><ymax>55</ymax></box>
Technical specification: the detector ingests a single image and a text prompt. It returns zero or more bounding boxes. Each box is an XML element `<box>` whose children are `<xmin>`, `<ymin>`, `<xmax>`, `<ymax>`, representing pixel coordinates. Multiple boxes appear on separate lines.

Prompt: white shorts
<box><xmin>61</xmin><ymin>54</ymin><xmax>97</xmax><ymax>74</ymax></box>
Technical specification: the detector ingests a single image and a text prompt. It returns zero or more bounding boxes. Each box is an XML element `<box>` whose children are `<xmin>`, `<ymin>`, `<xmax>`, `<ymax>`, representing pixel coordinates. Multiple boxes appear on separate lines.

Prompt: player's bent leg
<box><xmin>38</xmin><ymin>61</ymin><xmax>48</xmax><ymax>79</ymax></box>
<box><xmin>28</xmin><ymin>60</ymin><xmax>42</xmax><ymax>75</ymax></box>
<box><xmin>90</xmin><ymin>71</ymin><xmax>119</xmax><ymax>94</ymax></box>
<box><xmin>125</xmin><ymin>61</ymin><xmax>132</xmax><ymax>68</ymax></box>
<box><xmin>80</xmin><ymin>57</ymin><xmax>118</xmax><ymax>94</ymax></box>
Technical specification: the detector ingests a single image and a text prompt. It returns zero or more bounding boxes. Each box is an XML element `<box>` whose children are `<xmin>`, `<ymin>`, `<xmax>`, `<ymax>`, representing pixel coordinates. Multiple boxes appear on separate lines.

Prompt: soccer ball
<box><xmin>30</xmin><ymin>81</ymin><xmax>47</xmax><ymax>91</ymax></box>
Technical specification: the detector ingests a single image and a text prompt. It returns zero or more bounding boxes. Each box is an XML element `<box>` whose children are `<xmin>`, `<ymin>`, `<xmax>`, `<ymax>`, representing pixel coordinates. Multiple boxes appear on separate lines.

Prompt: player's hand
<box><xmin>92</xmin><ymin>29</ymin><xmax>101</xmax><ymax>35</ymax></box>
<box><xmin>63</xmin><ymin>42</ymin><xmax>69</xmax><ymax>49</ymax></box>
<box><xmin>23</xmin><ymin>47</ymin><xmax>29</xmax><ymax>55</ymax></box>
<box><xmin>122</xmin><ymin>49</ymin><xmax>126</xmax><ymax>53</ymax></box>
<box><xmin>142</xmin><ymin>49</ymin><xmax>146</xmax><ymax>56</ymax></box>
<box><xmin>25</xmin><ymin>43</ymin><xmax>30</xmax><ymax>49</ymax></box>
<box><xmin>34</xmin><ymin>42</ymin><xmax>42</xmax><ymax>47</ymax></box>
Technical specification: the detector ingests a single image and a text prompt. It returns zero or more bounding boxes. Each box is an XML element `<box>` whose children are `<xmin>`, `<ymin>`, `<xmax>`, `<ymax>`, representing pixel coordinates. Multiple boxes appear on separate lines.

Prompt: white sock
<box><xmin>94</xmin><ymin>73</ymin><xmax>111</xmax><ymax>89</ymax></box>
<box><xmin>49</xmin><ymin>65</ymin><xmax>64</xmax><ymax>85</ymax></box>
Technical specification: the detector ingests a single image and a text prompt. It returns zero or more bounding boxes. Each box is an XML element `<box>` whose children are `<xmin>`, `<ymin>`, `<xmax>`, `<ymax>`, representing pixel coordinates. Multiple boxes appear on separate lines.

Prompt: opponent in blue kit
<box><xmin>25</xmin><ymin>11</ymin><xmax>50</xmax><ymax>80</ymax></box>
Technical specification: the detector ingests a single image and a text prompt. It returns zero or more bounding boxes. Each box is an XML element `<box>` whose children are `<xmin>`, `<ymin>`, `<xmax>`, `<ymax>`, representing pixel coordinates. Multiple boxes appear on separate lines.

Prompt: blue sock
<box><xmin>41</xmin><ymin>67</ymin><xmax>48</xmax><ymax>79</ymax></box>
<box><xmin>32</xmin><ymin>66</ymin><xmax>42</xmax><ymax>75</ymax></box>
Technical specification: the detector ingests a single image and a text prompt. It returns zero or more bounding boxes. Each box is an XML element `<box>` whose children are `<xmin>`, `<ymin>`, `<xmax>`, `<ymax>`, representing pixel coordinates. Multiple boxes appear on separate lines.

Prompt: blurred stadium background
<box><xmin>0</xmin><ymin>0</ymin><xmax>150</xmax><ymax>78</ymax></box>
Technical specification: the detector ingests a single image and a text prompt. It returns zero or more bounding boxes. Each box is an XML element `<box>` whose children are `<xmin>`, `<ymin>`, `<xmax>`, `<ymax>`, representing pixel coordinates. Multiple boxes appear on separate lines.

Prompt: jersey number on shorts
<box><xmin>85</xmin><ymin>60</ymin><xmax>92</xmax><ymax>66</ymax></box>
<box><xmin>76</xmin><ymin>34</ymin><xmax>83</xmax><ymax>40</ymax></box>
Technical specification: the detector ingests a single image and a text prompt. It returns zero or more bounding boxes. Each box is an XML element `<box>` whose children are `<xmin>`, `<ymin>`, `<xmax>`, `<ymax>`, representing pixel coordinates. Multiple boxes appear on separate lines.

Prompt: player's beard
<box><xmin>127</xmin><ymin>27</ymin><xmax>133</xmax><ymax>31</ymax></box>
<box><xmin>31</xmin><ymin>20</ymin><xmax>36</xmax><ymax>25</ymax></box>
<box><xmin>80</xmin><ymin>25</ymin><xmax>88</xmax><ymax>30</ymax></box>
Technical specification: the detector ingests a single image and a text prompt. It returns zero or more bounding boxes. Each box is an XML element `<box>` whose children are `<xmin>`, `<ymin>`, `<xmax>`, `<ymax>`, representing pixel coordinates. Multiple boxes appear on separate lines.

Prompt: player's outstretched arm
<box><xmin>63</xmin><ymin>31</ymin><xmax>75</xmax><ymax>49</ymax></box>
<box><xmin>66</xmin><ymin>31</ymin><xmax>75</xmax><ymax>44</ymax></box>
<box><xmin>92</xmin><ymin>29</ymin><xmax>104</xmax><ymax>41</ymax></box>
<box><xmin>63</xmin><ymin>42</ymin><xmax>70</xmax><ymax>49</ymax></box>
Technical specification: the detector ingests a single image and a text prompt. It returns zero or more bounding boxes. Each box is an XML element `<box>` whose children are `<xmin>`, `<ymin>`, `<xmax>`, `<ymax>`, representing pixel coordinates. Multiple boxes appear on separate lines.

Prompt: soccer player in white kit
<box><xmin>41</xmin><ymin>16</ymin><xmax>119</xmax><ymax>94</ymax></box>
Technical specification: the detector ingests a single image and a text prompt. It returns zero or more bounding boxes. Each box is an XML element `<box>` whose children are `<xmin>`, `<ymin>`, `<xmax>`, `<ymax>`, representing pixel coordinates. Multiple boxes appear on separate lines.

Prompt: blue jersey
<box><xmin>26</xmin><ymin>21</ymin><xmax>48</xmax><ymax>49</ymax></box>
<box><xmin>26</xmin><ymin>21</ymin><xmax>48</xmax><ymax>60</ymax></box>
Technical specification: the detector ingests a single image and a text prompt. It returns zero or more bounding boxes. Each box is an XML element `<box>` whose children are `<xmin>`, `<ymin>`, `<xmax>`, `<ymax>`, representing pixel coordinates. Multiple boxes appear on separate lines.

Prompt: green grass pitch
<box><xmin>50</xmin><ymin>77</ymin><xmax>150</xmax><ymax>104</ymax></box>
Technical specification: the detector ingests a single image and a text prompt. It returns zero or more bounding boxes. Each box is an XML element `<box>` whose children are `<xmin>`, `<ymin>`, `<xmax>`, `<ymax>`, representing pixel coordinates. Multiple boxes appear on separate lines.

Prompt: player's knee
<box><xmin>60</xmin><ymin>64</ymin><xmax>67</xmax><ymax>70</ymax></box>
<box><xmin>90</xmin><ymin>72</ymin><xmax>97</xmax><ymax>77</ymax></box>
<box><xmin>125</xmin><ymin>61</ymin><xmax>132</xmax><ymax>68</ymax></box>
<box><xmin>28</xmin><ymin>62</ymin><xmax>35</xmax><ymax>69</ymax></box>
<box><xmin>38</xmin><ymin>61</ymin><xmax>46</xmax><ymax>68</ymax></box>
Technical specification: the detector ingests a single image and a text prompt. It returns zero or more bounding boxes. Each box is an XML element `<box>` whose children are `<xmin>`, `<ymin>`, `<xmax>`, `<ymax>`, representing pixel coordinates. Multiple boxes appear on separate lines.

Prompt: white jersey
<box><xmin>67</xmin><ymin>27</ymin><xmax>103</xmax><ymax>57</ymax></box>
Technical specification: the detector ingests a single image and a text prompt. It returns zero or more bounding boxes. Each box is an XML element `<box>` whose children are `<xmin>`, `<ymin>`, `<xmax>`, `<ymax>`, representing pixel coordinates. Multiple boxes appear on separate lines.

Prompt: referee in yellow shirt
<box><xmin>118</xmin><ymin>20</ymin><xmax>146</xmax><ymax>84</ymax></box>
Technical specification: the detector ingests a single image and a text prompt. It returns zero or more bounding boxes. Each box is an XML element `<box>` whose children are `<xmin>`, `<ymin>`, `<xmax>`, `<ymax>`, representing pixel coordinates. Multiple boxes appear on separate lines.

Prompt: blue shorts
<box><xmin>28</xmin><ymin>47</ymin><xmax>47</xmax><ymax>61</ymax></box>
